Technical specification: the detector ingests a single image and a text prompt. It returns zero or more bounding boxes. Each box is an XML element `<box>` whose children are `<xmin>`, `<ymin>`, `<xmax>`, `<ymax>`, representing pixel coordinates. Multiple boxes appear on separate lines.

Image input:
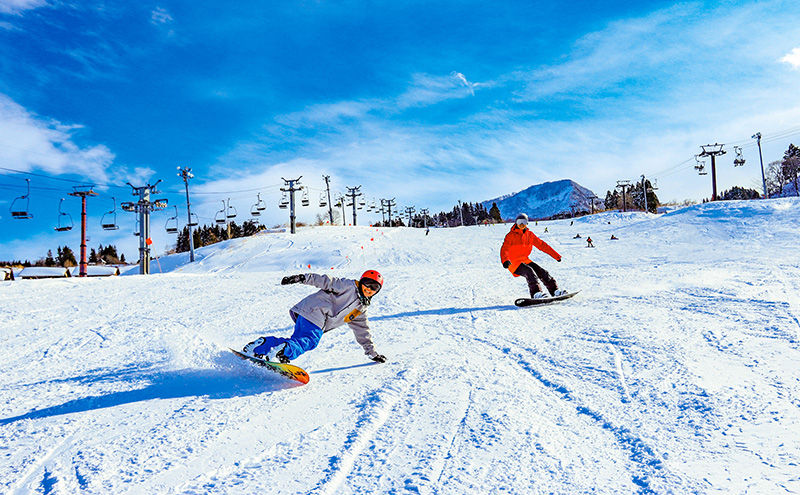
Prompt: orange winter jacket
<box><xmin>500</xmin><ymin>224</ymin><xmax>561</xmax><ymax>276</ymax></box>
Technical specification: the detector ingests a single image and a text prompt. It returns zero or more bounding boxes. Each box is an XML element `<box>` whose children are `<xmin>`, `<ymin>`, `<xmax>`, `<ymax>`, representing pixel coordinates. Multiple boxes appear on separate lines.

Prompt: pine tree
<box><xmin>45</xmin><ymin>250</ymin><xmax>56</xmax><ymax>267</ymax></box>
<box><xmin>58</xmin><ymin>246</ymin><xmax>77</xmax><ymax>267</ymax></box>
<box><xmin>489</xmin><ymin>202</ymin><xmax>502</xmax><ymax>223</ymax></box>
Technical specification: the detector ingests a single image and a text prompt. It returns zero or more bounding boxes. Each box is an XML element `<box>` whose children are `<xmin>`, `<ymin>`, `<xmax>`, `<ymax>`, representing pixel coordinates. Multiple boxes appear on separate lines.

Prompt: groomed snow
<box><xmin>2</xmin><ymin>198</ymin><xmax>799</xmax><ymax>494</ymax></box>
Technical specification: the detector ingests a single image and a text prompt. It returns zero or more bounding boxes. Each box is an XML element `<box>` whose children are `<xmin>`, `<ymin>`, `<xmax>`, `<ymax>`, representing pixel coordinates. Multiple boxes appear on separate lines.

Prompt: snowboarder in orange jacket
<box><xmin>501</xmin><ymin>213</ymin><xmax>567</xmax><ymax>299</ymax></box>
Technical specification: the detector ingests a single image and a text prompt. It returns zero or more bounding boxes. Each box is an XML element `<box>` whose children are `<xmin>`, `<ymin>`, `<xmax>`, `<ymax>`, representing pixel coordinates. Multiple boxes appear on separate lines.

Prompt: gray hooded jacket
<box><xmin>289</xmin><ymin>273</ymin><xmax>378</xmax><ymax>358</ymax></box>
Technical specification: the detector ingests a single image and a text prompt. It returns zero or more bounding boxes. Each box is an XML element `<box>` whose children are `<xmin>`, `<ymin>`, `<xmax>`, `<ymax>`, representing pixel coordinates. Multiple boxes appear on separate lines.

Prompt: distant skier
<box><xmin>242</xmin><ymin>271</ymin><xmax>387</xmax><ymax>364</ymax></box>
<box><xmin>587</xmin><ymin>237</ymin><xmax>594</xmax><ymax>248</ymax></box>
<box><xmin>501</xmin><ymin>213</ymin><xmax>567</xmax><ymax>299</ymax></box>
<box><xmin>610</xmin><ymin>234</ymin><xmax>618</xmax><ymax>240</ymax></box>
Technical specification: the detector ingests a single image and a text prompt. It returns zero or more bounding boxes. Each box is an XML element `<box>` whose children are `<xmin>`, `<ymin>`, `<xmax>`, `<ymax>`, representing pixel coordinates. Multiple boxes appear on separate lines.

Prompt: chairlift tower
<box><xmin>752</xmin><ymin>133</ymin><xmax>768</xmax><ymax>199</ymax></box>
<box><xmin>698</xmin><ymin>143</ymin><xmax>726</xmax><ymax>201</ymax></box>
<box><xmin>122</xmin><ymin>181</ymin><xmax>168</xmax><ymax>275</ymax></box>
<box><xmin>322</xmin><ymin>175</ymin><xmax>334</xmax><ymax>225</ymax></box>
<box><xmin>381</xmin><ymin>198</ymin><xmax>396</xmax><ymax>226</ymax></box>
<box><xmin>281</xmin><ymin>177</ymin><xmax>303</xmax><ymax>234</ymax></box>
<box><xmin>68</xmin><ymin>185</ymin><xmax>98</xmax><ymax>277</ymax></box>
<box><xmin>420</xmin><ymin>208</ymin><xmax>430</xmax><ymax>228</ymax></box>
<box><xmin>616</xmin><ymin>180</ymin><xmax>631</xmax><ymax>212</ymax></box>
<box><xmin>587</xmin><ymin>194</ymin><xmax>598</xmax><ymax>214</ymax></box>
<box><xmin>404</xmin><ymin>206</ymin><xmax>415</xmax><ymax>227</ymax></box>
<box><xmin>346</xmin><ymin>186</ymin><xmax>363</xmax><ymax>226</ymax></box>
<box><xmin>178</xmin><ymin>167</ymin><xmax>196</xmax><ymax>262</ymax></box>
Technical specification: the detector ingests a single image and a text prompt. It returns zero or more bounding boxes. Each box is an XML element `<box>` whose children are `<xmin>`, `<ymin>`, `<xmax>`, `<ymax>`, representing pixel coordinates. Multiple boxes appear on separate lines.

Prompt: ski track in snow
<box><xmin>3</xmin><ymin>199</ymin><xmax>800</xmax><ymax>493</ymax></box>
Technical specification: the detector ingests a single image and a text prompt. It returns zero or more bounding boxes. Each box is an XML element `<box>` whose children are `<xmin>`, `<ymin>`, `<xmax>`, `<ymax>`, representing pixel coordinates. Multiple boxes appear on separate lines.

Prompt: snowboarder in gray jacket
<box><xmin>243</xmin><ymin>270</ymin><xmax>387</xmax><ymax>364</ymax></box>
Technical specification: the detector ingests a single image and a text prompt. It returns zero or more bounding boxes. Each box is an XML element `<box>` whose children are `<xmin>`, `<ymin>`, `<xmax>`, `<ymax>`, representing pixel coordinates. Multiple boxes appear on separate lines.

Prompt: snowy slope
<box><xmin>481</xmin><ymin>179</ymin><xmax>598</xmax><ymax>220</ymax></box>
<box><xmin>2</xmin><ymin>199</ymin><xmax>800</xmax><ymax>494</ymax></box>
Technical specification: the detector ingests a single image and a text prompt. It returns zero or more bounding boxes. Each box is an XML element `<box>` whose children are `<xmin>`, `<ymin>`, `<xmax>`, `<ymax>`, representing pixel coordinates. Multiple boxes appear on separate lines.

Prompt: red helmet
<box><xmin>360</xmin><ymin>270</ymin><xmax>383</xmax><ymax>291</ymax></box>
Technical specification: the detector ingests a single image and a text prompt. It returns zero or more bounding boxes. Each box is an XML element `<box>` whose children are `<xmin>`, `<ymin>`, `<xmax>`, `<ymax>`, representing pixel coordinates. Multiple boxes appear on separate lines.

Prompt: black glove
<box><xmin>557</xmin><ymin>258</ymin><xmax>562</xmax><ymax>262</ymax></box>
<box><xmin>372</xmin><ymin>354</ymin><xmax>387</xmax><ymax>363</ymax></box>
<box><xmin>502</xmin><ymin>261</ymin><xmax>511</xmax><ymax>269</ymax></box>
<box><xmin>281</xmin><ymin>274</ymin><xmax>306</xmax><ymax>285</ymax></box>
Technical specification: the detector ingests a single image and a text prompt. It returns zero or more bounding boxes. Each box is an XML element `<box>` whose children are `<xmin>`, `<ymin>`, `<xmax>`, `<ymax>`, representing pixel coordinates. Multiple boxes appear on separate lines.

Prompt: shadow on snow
<box><xmin>1</xmin><ymin>356</ymin><xmax>295</xmax><ymax>425</ymax></box>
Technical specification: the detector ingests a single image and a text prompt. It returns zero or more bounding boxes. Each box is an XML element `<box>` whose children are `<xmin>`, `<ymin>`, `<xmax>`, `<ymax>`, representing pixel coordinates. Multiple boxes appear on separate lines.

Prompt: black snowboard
<box><xmin>515</xmin><ymin>290</ymin><xmax>580</xmax><ymax>307</ymax></box>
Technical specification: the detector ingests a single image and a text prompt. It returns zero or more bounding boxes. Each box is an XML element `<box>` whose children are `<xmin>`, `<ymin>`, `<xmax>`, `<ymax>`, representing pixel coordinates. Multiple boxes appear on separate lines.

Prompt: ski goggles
<box><xmin>515</xmin><ymin>217</ymin><xmax>528</xmax><ymax>226</ymax></box>
<box><xmin>361</xmin><ymin>279</ymin><xmax>382</xmax><ymax>292</ymax></box>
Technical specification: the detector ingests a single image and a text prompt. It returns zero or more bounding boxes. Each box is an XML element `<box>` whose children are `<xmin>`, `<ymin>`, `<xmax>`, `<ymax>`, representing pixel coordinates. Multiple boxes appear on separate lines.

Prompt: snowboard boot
<box><xmin>242</xmin><ymin>337</ymin><xmax>268</xmax><ymax>359</ymax></box>
<box><xmin>533</xmin><ymin>292</ymin><xmax>550</xmax><ymax>299</ymax></box>
<box><xmin>553</xmin><ymin>289</ymin><xmax>568</xmax><ymax>297</ymax></box>
<box><xmin>266</xmin><ymin>343</ymin><xmax>290</xmax><ymax>364</ymax></box>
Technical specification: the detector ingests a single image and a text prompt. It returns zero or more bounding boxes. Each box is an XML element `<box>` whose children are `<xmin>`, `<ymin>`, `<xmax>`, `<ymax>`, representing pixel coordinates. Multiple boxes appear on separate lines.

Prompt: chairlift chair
<box><xmin>188</xmin><ymin>212</ymin><xmax>199</xmax><ymax>227</ymax></box>
<box><xmin>279</xmin><ymin>191</ymin><xmax>289</xmax><ymax>209</ymax></box>
<box><xmin>319</xmin><ymin>193</ymin><xmax>328</xmax><ymax>208</ymax></box>
<box><xmin>54</xmin><ymin>198</ymin><xmax>74</xmax><ymax>232</ymax></box>
<box><xmin>694</xmin><ymin>155</ymin><xmax>708</xmax><ymax>176</ymax></box>
<box><xmin>101</xmin><ymin>197</ymin><xmax>120</xmax><ymax>230</ymax></box>
<box><xmin>166</xmin><ymin>206</ymin><xmax>179</xmax><ymax>234</ymax></box>
<box><xmin>733</xmin><ymin>146</ymin><xmax>746</xmax><ymax>167</ymax></box>
<box><xmin>10</xmin><ymin>178</ymin><xmax>33</xmax><ymax>219</ymax></box>
<box><xmin>301</xmin><ymin>188</ymin><xmax>310</xmax><ymax>207</ymax></box>
<box><xmin>215</xmin><ymin>200</ymin><xmax>227</xmax><ymax>224</ymax></box>
<box><xmin>226</xmin><ymin>198</ymin><xmax>238</xmax><ymax>219</ymax></box>
<box><xmin>251</xmin><ymin>193</ymin><xmax>267</xmax><ymax>216</ymax></box>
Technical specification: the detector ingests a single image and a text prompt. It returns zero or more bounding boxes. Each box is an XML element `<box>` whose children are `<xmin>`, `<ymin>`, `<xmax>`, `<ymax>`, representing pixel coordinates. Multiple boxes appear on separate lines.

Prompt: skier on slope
<box><xmin>242</xmin><ymin>270</ymin><xmax>387</xmax><ymax>364</ymax></box>
<box><xmin>501</xmin><ymin>213</ymin><xmax>568</xmax><ymax>299</ymax></box>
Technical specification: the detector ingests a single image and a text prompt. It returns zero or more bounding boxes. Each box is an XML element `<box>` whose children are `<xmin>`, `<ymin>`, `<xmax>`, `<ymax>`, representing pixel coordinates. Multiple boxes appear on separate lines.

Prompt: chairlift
<box><xmin>101</xmin><ymin>197</ymin><xmax>120</xmax><ymax>230</ymax></box>
<box><xmin>215</xmin><ymin>200</ymin><xmax>227</xmax><ymax>224</ymax></box>
<box><xmin>226</xmin><ymin>198</ymin><xmax>238</xmax><ymax>219</ymax></box>
<box><xmin>279</xmin><ymin>191</ymin><xmax>289</xmax><ymax>209</ymax></box>
<box><xmin>9</xmin><ymin>178</ymin><xmax>33</xmax><ymax>219</ymax></box>
<box><xmin>166</xmin><ymin>206</ymin><xmax>179</xmax><ymax>234</ymax></box>
<box><xmin>694</xmin><ymin>155</ymin><xmax>708</xmax><ymax>176</ymax></box>
<box><xmin>54</xmin><ymin>198</ymin><xmax>73</xmax><ymax>232</ymax></box>
<box><xmin>251</xmin><ymin>193</ymin><xmax>267</xmax><ymax>216</ymax></box>
<box><xmin>134</xmin><ymin>217</ymin><xmax>140</xmax><ymax>236</ymax></box>
<box><xmin>733</xmin><ymin>146</ymin><xmax>745</xmax><ymax>167</ymax></box>
<box><xmin>188</xmin><ymin>212</ymin><xmax>199</xmax><ymax>227</ymax></box>
<box><xmin>301</xmin><ymin>188</ymin><xmax>310</xmax><ymax>207</ymax></box>
<box><xmin>319</xmin><ymin>193</ymin><xmax>328</xmax><ymax>208</ymax></box>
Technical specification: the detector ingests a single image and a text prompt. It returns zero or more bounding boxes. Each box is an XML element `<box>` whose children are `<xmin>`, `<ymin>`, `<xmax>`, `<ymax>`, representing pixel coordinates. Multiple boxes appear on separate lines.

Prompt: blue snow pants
<box><xmin>252</xmin><ymin>315</ymin><xmax>324</xmax><ymax>360</ymax></box>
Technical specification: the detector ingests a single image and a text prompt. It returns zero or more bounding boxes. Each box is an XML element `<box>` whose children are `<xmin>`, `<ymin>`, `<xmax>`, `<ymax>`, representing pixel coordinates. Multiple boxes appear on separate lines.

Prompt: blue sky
<box><xmin>1</xmin><ymin>0</ymin><xmax>800</xmax><ymax>263</ymax></box>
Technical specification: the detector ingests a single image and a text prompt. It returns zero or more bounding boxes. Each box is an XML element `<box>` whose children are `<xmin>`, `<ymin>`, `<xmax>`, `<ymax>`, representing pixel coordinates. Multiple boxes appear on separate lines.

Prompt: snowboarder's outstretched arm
<box><xmin>347</xmin><ymin>314</ymin><xmax>386</xmax><ymax>362</ymax></box>
<box><xmin>282</xmin><ymin>273</ymin><xmax>352</xmax><ymax>292</ymax></box>
<box><xmin>531</xmin><ymin>234</ymin><xmax>561</xmax><ymax>262</ymax></box>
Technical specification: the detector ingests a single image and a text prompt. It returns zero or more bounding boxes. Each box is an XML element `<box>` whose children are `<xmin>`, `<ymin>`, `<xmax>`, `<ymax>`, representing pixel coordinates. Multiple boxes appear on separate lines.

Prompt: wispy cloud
<box><xmin>451</xmin><ymin>72</ymin><xmax>476</xmax><ymax>96</ymax></box>
<box><xmin>151</xmin><ymin>7</ymin><xmax>173</xmax><ymax>25</ymax></box>
<box><xmin>150</xmin><ymin>6</ymin><xmax>175</xmax><ymax>36</ymax></box>
<box><xmin>0</xmin><ymin>0</ymin><xmax>46</xmax><ymax>15</ymax></box>
<box><xmin>0</xmin><ymin>93</ymin><xmax>116</xmax><ymax>183</ymax></box>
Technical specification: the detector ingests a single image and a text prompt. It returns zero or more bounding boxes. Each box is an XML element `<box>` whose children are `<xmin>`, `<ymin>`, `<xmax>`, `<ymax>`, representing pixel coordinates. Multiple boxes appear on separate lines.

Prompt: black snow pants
<box><xmin>513</xmin><ymin>262</ymin><xmax>558</xmax><ymax>297</ymax></box>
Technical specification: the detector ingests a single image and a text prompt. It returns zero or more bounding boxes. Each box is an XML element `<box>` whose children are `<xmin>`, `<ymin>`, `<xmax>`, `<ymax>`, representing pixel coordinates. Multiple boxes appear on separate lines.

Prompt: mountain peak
<box><xmin>482</xmin><ymin>179</ymin><xmax>598</xmax><ymax>220</ymax></box>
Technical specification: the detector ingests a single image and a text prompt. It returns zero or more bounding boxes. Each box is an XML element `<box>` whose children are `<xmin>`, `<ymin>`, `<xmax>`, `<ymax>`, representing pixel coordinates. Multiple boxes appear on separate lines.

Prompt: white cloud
<box><xmin>780</xmin><ymin>47</ymin><xmax>800</xmax><ymax>69</ymax></box>
<box><xmin>0</xmin><ymin>93</ymin><xmax>116</xmax><ymax>183</ymax></box>
<box><xmin>0</xmin><ymin>0</ymin><xmax>46</xmax><ymax>15</ymax></box>
<box><xmin>151</xmin><ymin>7</ymin><xmax>173</xmax><ymax>25</ymax></box>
